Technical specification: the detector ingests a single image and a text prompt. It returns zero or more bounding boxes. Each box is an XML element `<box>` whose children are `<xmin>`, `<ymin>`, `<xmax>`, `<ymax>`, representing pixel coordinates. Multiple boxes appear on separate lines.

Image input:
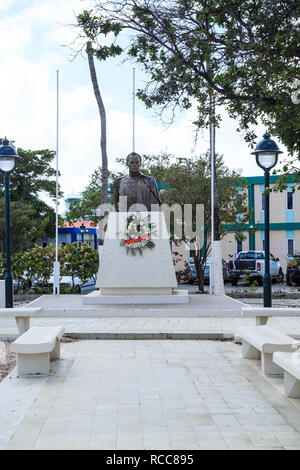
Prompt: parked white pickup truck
<box><xmin>228</xmin><ymin>250</ymin><xmax>283</xmax><ymax>286</ymax></box>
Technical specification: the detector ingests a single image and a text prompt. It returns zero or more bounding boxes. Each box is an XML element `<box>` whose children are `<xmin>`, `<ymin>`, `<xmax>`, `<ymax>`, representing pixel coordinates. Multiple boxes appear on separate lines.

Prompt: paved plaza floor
<box><xmin>23</xmin><ymin>293</ymin><xmax>245</xmax><ymax>317</ymax></box>
<box><xmin>1</xmin><ymin>339</ymin><xmax>300</xmax><ymax>450</ymax></box>
<box><xmin>2</xmin><ymin>316</ymin><xmax>300</xmax><ymax>340</ymax></box>
<box><xmin>1</xmin><ymin>293</ymin><xmax>300</xmax><ymax>450</ymax></box>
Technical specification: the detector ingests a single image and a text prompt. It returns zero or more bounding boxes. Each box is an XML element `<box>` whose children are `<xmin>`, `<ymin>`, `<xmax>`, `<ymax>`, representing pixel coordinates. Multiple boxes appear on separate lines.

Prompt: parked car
<box><xmin>228</xmin><ymin>250</ymin><xmax>283</xmax><ymax>286</ymax></box>
<box><xmin>187</xmin><ymin>257</ymin><xmax>229</xmax><ymax>284</ymax></box>
<box><xmin>286</xmin><ymin>255</ymin><xmax>300</xmax><ymax>286</ymax></box>
<box><xmin>13</xmin><ymin>278</ymin><xmax>23</xmax><ymax>294</ymax></box>
<box><xmin>33</xmin><ymin>275</ymin><xmax>96</xmax><ymax>293</ymax></box>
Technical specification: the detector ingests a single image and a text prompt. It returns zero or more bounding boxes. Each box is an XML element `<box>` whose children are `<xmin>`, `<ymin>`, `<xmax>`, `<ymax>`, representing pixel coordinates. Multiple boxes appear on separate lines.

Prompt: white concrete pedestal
<box><xmin>83</xmin><ymin>211</ymin><xmax>189</xmax><ymax>305</ymax></box>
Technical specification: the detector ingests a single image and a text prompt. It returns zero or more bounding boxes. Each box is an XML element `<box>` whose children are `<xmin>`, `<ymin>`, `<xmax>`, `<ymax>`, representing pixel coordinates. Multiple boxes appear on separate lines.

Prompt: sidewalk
<box><xmin>2</xmin><ymin>316</ymin><xmax>300</xmax><ymax>340</ymax></box>
<box><xmin>2</xmin><ymin>339</ymin><xmax>300</xmax><ymax>450</ymax></box>
<box><xmin>2</xmin><ymin>293</ymin><xmax>300</xmax><ymax>450</ymax></box>
<box><xmin>23</xmin><ymin>293</ymin><xmax>245</xmax><ymax>316</ymax></box>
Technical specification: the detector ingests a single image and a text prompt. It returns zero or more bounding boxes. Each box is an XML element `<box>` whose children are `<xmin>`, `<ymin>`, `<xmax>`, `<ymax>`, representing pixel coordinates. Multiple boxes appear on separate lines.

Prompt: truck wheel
<box><xmin>277</xmin><ymin>270</ymin><xmax>284</xmax><ymax>283</ymax></box>
<box><xmin>231</xmin><ymin>279</ymin><xmax>238</xmax><ymax>286</ymax></box>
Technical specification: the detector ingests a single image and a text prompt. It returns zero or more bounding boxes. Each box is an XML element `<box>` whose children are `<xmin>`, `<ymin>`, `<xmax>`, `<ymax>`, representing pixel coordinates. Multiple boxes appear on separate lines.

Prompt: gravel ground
<box><xmin>241</xmin><ymin>298</ymin><xmax>300</xmax><ymax>308</ymax></box>
<box><xmin>0</xmin><ymin>342</ymin><xmax>15</xmax><ymax>383</ymax></box>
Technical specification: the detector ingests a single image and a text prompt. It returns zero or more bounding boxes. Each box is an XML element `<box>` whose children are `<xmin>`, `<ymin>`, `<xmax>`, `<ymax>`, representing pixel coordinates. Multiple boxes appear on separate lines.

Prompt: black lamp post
<box><xmin>80</xmin><ymin>223</ymin><xmax>85</xmax><ymax>244</ymax></box>
<box><xmin>0</xmin><ymin>138</ymin><xmax>20</xmax><ymax>308</ymax></box>
<box><xmin>251</xmin><ymin>133</ymin><xmax>282</xmax><ymax>307</ymax></box>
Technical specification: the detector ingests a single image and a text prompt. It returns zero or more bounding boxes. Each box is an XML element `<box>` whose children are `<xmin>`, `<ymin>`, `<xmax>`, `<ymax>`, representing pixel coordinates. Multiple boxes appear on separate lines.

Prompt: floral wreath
<box><xmin>120</xmin><ymin>214</ymin><xmax>157</xmax><ymax>256</ymax></box>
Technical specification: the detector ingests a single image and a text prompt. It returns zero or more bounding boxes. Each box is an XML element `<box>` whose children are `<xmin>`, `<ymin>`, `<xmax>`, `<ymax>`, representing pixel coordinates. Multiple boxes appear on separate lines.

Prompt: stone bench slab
<box><xmin>0</xmin><ymin>308</ymin><xmax>43</xmax><ymax>334</ymax></box>
<box><xmin>10</xmin><ymin>326</ymin><xmax>65</xmax><ymax>377</ymax></box>
<box><xmin>273</xmin><ymin>352</ymin><xmax>300</xmax><ymax>398</ymax></box>
<box><xmin>242</xmin><ymin>308</ymin><xmax>300</xmax><ymax>326</ymax></box>
<box><xmin>236</xmin><ymin>325</ymin><xmax>300</xmax><ymax>376</ymax></box>
<box><xmin>10</xmin><ymin>326</ymin><xmax>64</xmax><ymax>354</ymax></box>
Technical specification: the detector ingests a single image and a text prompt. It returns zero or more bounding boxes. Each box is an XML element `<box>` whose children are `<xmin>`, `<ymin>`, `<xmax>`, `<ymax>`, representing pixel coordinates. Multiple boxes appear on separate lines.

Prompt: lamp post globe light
<box><xmin>251</xmin><ymin>133</ymin><xmax>283</xmax><ymax>307</ymax></box>
<box><xmin>0</xmin><ymin>138</ymin><xmax>20</xmax><ymax>308</ymax></box>
<box><xmin>80</xmin><ymin>223</ymin><xmax>85</xmax><ymax>244</ymax></box>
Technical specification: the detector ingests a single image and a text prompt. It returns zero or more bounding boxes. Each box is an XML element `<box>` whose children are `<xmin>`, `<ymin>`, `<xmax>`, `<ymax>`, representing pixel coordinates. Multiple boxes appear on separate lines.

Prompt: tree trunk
<box><xmin>86</xmin><ymin>41</ymin><xmax>108</xmax><ymax>244</ymax></box>
<box><xmin>194</xmin><ymin>254</ymin><xmax>205</xmax><ymax>293</ymax></box>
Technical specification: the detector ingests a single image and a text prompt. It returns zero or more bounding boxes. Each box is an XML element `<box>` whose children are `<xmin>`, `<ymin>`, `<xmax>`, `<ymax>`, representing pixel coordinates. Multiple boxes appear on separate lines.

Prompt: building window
<box><xmin>236</xmin><ymin>240</ymin><xmax>243</xmax><ymax>253</ymax></box>
<box><xmin>262</xmin><ymin>239</ymin><xmax>265</xmax><ymax>251</ymax></box>
<box><xmin>77</xmin><ymin>233</ymin><xmax>95</xmax><ymax>248</ymax></box>
<box><xmin>287</xmin><ymin>191</ymin><xmax>294</xmax><ymax>210</ymax></box>
<box><xmin>288</xmin><ymin>239</ymin><xmax>294</xmax><ymax>256</ymax></box>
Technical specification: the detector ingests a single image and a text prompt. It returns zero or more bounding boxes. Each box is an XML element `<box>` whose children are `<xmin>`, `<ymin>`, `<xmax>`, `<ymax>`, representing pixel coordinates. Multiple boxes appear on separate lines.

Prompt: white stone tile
<box><xmin>249</xmin><ymin>432</ymin><xmax>282</xmax><ymax>447</ymax></box>
<box><xmin>1</xmin><ymin>338</ymin><xmax>300</xmax><ymax>451</ymax></box>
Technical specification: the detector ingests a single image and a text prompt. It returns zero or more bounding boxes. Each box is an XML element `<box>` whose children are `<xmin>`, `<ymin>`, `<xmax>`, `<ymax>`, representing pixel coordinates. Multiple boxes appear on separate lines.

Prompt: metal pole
<box><xmin>209</xmin><ymin>94</ymin><xmax>215</xmax><ymax>295</ymax></box>
<box><xmin>133</xmin><ymin>68</ymin><xmax>135</xmax><ymax>153</ymax></box>
<box><xmin>264</xmin><ymin>169</ymin><xmax>271</xmax><ymax>307</ymax></box>
<box><xmin>4</xmin><ymin>172</ymin><xmax>13</xmax><ymax>308</ymax></box>
<box><xmin>53</xmin><ymin>70</ymin><xmax>60</xmax><ymax>295</ymax></box>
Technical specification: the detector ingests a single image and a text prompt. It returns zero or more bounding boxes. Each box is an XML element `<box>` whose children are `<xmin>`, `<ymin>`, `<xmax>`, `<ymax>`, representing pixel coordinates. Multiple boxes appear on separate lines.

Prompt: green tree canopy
<box><xmin>141</xmin><ymin>152</ymin><xmax>249</xmax><ymax>238</ymax></box>
<box><xmin>79</xmin><ymin>1</ymin><xmax>300</xmax><ymax>173</ymax></box>
<box><xmin>0</xmin><ymin>141</ymin><xmax>62</xmax><ymax>253</ymax></box>
<box><xmin>143</xmin><ymin>152</ymin><xmax>249</xmax><ymax>291</ymax></box>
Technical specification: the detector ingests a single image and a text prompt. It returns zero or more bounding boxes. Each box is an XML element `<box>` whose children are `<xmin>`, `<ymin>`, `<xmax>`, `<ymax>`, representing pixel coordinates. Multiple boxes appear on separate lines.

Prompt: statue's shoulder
<box><xmin>141</xmin><ymin>174</ymin><xmax>157</xmax><ymax>185</ymax></box>
<box><xmin>113</xmin><ymin>176</ymin><xmax>125</xmax><ymax>189</ymax></box>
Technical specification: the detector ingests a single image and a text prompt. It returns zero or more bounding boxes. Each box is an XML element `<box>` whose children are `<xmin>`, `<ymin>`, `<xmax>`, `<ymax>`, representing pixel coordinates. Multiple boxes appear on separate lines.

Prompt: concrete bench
<box><xmin>236</xmin><ymin>325</ymin><xmax>300</xmax><ymax>376</ymax></box>
<box><xmin>0</xmin><ymin>307</ymin><xmax>43</xmax><ymax>334</ymax></box>
<box><xmin>273</xmin><ymin>352</ymin><xmax>300</xmax><ymax>398</ymax></box>
<box><xmin>242</xmin><ymin>307</ymin><xmax>300</xmax><ymax>326</ymax></box>
<box><xmin>10</xmin><ymin>325</ymin><xmax>65</xmax><ymax>377</ymax></box>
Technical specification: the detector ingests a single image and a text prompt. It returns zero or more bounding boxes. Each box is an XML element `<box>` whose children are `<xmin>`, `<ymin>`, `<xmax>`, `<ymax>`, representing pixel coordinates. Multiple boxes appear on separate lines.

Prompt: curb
<box><xmin>63</xmin><ymin>332</ymin><xmax>235</xmax><ymax>340</ymax></box>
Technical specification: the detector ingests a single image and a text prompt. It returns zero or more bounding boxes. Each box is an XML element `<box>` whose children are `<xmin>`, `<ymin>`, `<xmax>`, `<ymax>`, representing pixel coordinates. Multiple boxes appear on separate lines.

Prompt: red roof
<box><xmin>60</xmin><ymin>220</ymin><xmax>97</xmax><ymax>229</ymax></box>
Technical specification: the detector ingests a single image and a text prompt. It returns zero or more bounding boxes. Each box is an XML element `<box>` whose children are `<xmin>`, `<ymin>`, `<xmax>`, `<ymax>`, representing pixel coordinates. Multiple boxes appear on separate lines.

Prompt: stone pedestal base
<box><xmin>83</xmin><ymin>289</ymin><xmax>189</xmax><ymax>305</ymax></box>
<box><xmin>83</xmin><ymin>211</ymin><xmax>189</xmax><ymax>306</ymax></box>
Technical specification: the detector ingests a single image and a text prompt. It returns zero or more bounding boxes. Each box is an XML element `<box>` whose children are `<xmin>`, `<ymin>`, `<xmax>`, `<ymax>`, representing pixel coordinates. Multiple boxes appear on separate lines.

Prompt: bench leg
<box><xmin>256</xmin><ymin>316</ymin><xmax>268</xmax><ymax>326</ymax></box>
<box><xmin>50</xmin><ymin>339</ymin><xmax>60</xmax><ymax>361</ymax></box>
<box><xmin>242</xmin><ymin>340</ymin><xmax>261</xmax><ymax>359</ymax></box>
<box><xmin>17</xmin><ymin>352</ymin><xmax>50</xmax><ymax>377</ymax></box>
<box><xmin>261</xmin><ymin>353</ymin><xmax>283</xmax><ymax>376</ymax></box>
<box><xmin>15</xmin><ymin>317</ymin><xmax>30</xmax><ymax>335</ymax></box>
<box><xmin>283</xmin><ymin>371</ymin><xmax>300</xmax><ymax>398</ymax></box>
<box><xmin>234</xmin><ymin>335</ymin><xmax>242</xmax><ymax>344</ymax></box>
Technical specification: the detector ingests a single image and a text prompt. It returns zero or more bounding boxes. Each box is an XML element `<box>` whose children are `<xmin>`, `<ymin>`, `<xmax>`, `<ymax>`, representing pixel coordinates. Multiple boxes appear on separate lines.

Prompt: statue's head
<box><xmin>126</xmin><ymin>152</ymin><xmax>142</xmax><ymax>174</ymax></box>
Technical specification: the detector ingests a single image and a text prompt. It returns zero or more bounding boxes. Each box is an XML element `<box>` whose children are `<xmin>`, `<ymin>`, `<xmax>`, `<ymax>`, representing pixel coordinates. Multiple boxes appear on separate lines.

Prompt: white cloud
<box><xmin>0</xmin><ymin>15</ymin><xmax>32</xmax><ymax>55</ymax></box>
<box><xmin>0</xmin><ymin>0</ymin><xmax>14</xmax><ymax>11</ymax></box>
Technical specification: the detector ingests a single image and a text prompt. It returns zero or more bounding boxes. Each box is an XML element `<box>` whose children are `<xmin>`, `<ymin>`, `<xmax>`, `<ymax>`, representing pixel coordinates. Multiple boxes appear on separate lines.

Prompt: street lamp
<box><xmin>251</xmin><ymin>133</ymin><xmax>283</xmax><ymax>307</ymax></box>
<box><xmin>0</xmin><ymin>138</ymin><xmax>20</xmax><ymax>308</ymax></box>
<box><xmin>80</xmin><ymin>223</ymin><xmax>85</xmax><ymax>244</ymax></box>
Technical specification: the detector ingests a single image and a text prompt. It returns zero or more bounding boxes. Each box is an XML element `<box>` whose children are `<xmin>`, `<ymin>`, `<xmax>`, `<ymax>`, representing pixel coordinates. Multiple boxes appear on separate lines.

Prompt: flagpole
<box><xmin>132</xmin><ymin>68</ymin><xmax>135</xmax><ymax>152</ymax></box>
<box><xmin>53</xmin><ymin>70</ymin><xmax>60</xmax><ymax>295</ymax></box>
<box><xmin>209</xmin><ymin>95</ymin><xmax>215</xmax><ymax>295</ymax></box>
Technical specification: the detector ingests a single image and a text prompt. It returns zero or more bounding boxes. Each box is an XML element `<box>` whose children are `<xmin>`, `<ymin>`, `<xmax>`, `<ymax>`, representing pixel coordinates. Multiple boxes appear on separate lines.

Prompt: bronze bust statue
<box><xmin>113</xmin><ymin>152</ymin><xmax>162</xmax><ymax>212</ymax></box>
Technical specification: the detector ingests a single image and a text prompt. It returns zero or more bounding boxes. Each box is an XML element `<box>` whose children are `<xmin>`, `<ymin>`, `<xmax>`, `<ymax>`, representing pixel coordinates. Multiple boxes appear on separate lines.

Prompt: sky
<box><xmin>0</xmin><ymin>0</ymin><xmax>288</xmax><ymax>214</ymax></box>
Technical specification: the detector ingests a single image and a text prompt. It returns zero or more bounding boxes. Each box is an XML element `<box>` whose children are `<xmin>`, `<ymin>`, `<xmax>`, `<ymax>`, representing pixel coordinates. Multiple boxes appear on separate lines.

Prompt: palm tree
<box><xmin>86</xmin><ymin>41</ymin><xmax>108</xmax><ymax>209</ymax></box>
